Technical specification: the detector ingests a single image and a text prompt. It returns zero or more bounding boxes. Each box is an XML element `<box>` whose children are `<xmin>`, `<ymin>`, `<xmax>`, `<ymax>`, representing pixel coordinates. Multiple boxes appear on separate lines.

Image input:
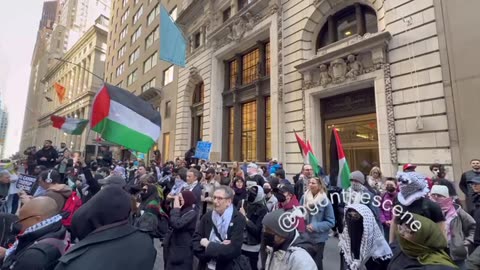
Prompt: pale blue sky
<box><xmin>0</xmin><ymin>0</ymin><xmax>44</xmax><ymax>157</ymax></box>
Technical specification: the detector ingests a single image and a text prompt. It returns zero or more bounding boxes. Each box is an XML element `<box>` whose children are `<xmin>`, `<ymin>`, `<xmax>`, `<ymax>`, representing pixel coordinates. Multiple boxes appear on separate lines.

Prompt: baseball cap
<box><xmin>98</xmin><ymin>176</ymin><xmax>126</xmax><ymax>188</ymax></box>
<box><xmin>403</xmin><ymin>163</ymin><xmax>417</xmax><ymax>171</ymax></box>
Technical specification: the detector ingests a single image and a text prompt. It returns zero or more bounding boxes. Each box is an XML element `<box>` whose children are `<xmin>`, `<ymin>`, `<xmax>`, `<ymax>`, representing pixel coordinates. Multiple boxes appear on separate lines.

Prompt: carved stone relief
<box><xmin>383</xmin><ymin>63</ymin><xmax>398</xmax><ymax>164</ymax></box>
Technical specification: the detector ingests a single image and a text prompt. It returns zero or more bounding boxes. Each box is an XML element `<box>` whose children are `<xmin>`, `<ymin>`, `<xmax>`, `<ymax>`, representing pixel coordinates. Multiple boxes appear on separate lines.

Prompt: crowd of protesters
<box><xmin>0</xmin><ymin>140</ymin><xmax>478</xmax><ymax>269</ymax></box>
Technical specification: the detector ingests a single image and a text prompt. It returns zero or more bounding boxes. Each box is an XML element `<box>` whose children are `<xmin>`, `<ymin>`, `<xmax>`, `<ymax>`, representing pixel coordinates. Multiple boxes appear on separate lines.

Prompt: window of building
<box><xmin>165</xmin><ymin>101</ymin><xmax>171</xmax><ymax>118</ymax></box>
<box><xmin>316</xmin><ymin>4</ymin><xmax>378</xmax><ymax>50</ymax></box>
<box><xmin>122</xmin><ymin>0</ymin><xmax>128</xmax><ymax>8</ymax></box>
<box><xmin>116</xmin><ymin>62</ymin><xmax>125</xmax><ymax>77</ymax></box>
<box><xmin>145</xmin><ymin>27</ymin><xmax>159</xmax><ymax>49</ymax></box>
<box><xmin>119</xmin><ymin>26</ymin><xmax>127</xmax><ymax>40</ymax></box>
<box><xmin>265</xmin><ymin>97</ymin><xmax>271</xmax><ymax>160</ymax></box>
<box><xmin>134</xmin><ymin>0</ymin><xmax>139</xmax><ymax>5</ymax></box>
<box><xmin>194</xmin><ymin>32</ymin><xmax>201</xmax><ymax>49</ymax></box>
<box><xmin>141</xmin><ymin>77</ymin><xmax>156</xmax><ymax>92</ymax></box>
<box><xmin>129</xmin><ymin>47</ymin><xmax>140</xmax><ymax>65</ymax></box>
<box><xmin>170</xmin><ymin>6</ymin><xmax>177</xmax><ymax>21</ymax></box>
<box><xmin>118</xmin><ymin>44</ymin><xmax>126</xmax><ymax>58</ymax></box>
<box><xmin>127</xmin><ymin>69</ymin><xmax>138</xmax><ymax>86</ymax></box>
<box><xmin>193</xmin><ymin>82</ymin><xmax>204</xmax><ymax>104</ymax></box>
<box><xmin>121</xmin><ymin>8</ymin><xmax>129</xmax><ymax>24</ymax></box>
<box><xmin>133</xmin><ymin>5</ymin><xmax>143</xmax><ymax>24</ymax></box>
<box><xmin>228</xmin><ymin>107</ymin><xmax>234</xmax><ymax>161</ymax></box>
<box><xmin>223</xmin><ymin>7</ymin><xmax>231</xmax><ymax>22</ymax></box>
<box><xmin>242</xmin><ymin>49</ymin><xmax>259</xmax><ymax>85</ymax></box>
<box><xmin>265</xmin><ymin>42</ymin><xmax>271</xmax><ymax>75</ymax></box>
<box><xmin>241</xmin><ymin>101</ymin><xmax>257</xmax><ymax>161</ymax></box>
<box><xmin>163</xmin><ymin>66</ymin><xmax>174</xmax><ymax>85</ymax></box>
<box><xmin>116</xmin><ymin>80</ymin><xmax>123</xmax><ymax>87</ymax></box>
<box><xmin>131</xmin><ymin>26</ymin><xmax>142</xmax><ymax>44</ymax></box>
<box><xmin>238</xmin><ymin>0</ymin><xmax>253</xmax><ymax>10</ymax></box>
<box><xmin>143</xmin><ymin>52</ymin><xmax>158</xmax><ymax>73</ymax></box>
<box><xmin>147</xmin><ymin>5</ymin><xmax>158</xmax><ymax>25</ymax></box>
<box><xmin>229</xmin><ymin>60</ymin><xmax>237</xmax><ymax>89</ymax></box>
<box><xmin>163</xmin><ymin>133</ymin><xmax>170</xmax><ymax>162</ymax></box>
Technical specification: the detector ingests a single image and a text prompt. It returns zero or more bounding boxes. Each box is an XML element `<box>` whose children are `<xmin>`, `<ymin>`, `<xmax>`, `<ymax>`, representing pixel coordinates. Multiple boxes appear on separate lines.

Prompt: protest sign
<box><xmin>194</xmin><ymin>141</ymin><xmax>212</xmax><ymax>160</ymax></box>
<box><xmin>16</xmin><ymin>174</ymin><xmax>37</xmax><ymax>192</ymax></box>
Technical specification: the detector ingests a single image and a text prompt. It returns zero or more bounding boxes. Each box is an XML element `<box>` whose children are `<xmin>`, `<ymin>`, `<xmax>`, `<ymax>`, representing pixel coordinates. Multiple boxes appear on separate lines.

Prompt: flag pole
<box><xmin>53</xmin><ymin>58</ymin><xmax>104</xmax><ymax>81</ymax></box>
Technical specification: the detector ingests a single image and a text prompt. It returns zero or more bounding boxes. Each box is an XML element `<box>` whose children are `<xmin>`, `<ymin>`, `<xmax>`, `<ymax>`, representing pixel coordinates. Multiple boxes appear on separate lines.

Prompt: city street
<box><xmin>154</xmin><ymin>236</ymin><xmax>340</xmax><ymax>269</ymax></box>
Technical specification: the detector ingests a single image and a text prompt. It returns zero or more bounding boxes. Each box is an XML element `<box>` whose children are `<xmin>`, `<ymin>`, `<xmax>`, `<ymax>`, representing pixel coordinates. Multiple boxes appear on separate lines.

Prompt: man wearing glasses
<box><xmin>0</xmin><ymin>196</ymin><xmax>68</xmax><ymax>269</ymax></box>
<box><xmin>294</xmin><ymin>164</ymin><xmax>314</xmax><ymax>201</ymax></box>
<box><xmin>193</xmin><ymin>186</ymin><xmax>247</xmax><ymax>270</ymax></box>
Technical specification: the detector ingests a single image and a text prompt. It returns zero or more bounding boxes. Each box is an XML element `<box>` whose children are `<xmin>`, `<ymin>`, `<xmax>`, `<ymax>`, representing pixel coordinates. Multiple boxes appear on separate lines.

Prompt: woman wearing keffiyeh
<box><xmin>339</xmin><ymin>204</ymin><xmax>392</xmax><ymax>270</ymax></box>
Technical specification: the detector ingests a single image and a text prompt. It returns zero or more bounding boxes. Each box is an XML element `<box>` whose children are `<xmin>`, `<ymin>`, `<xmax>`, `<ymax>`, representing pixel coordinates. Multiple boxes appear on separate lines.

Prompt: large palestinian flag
<box><xmin>51</xmin><ymin>115</ymin><xmax>88</xmax><ymax>135</ymax></box>
<box><xmin>329</xmin><ymin>127</ymin><xmax>351</xmax><ymax>189</ymax></box>
<box><xmin>90</xmin><ymin>84</ymin><xmax>161</xmax><ymax>153</ymax></box>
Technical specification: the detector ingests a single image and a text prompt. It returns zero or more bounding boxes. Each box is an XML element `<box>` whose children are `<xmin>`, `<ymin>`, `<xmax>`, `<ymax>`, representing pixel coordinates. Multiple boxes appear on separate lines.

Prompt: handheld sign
<box><xmin>16</xmin><ymin>174</ymin><xmax>37</xmax><ymax>193</ymax></box>
<box><xmin>194</xmin><ymin>141</ymin><xmax>212</xmax><ymax>161</ymax></box>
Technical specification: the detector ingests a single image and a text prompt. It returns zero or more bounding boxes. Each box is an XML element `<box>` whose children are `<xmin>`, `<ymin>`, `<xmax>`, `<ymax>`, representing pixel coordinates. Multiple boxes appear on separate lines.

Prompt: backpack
<box><xmin>61</xmin><ymin>191</ymin><xmax>82</xmax><ymax>227</ymax></box>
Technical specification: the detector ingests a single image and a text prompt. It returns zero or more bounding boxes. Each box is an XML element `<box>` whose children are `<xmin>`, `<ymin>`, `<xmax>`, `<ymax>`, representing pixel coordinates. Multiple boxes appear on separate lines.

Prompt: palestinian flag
<box><xmin>50</xmin><ymin>115</ymin><xmax>88</xmax><ymax>135</ymax></box>
<box><xmin>294</xmin><ymin>130</ymin><xmax>309</xmax><ymax>162</ymax></box>
<box><xmin>90</xmin><ymin>84</ymin><xmax>161</xmax><ymax>153</ymax></box>
<box><xmin>329</xmin><ymin>127</ymin><xmax>351</xmax><ymax>189</ymax></box>
<box><xmin>306</xmin><ymin>140</ymin><xmax>322</xmax><ymax>176</ymax></box>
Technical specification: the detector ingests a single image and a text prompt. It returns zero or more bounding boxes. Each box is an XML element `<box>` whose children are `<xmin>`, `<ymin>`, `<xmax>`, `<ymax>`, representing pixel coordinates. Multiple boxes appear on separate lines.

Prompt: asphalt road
<box><xmin>154</xmin><ymin>236</ymin><xmax>341</xmax><ymax>270</ymax></box>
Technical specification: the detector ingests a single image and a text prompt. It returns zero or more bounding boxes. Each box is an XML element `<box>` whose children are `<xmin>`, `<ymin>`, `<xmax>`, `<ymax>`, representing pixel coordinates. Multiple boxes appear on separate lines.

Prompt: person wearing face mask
<box><xmin>344</xmin><ymin>171</ymin><xmax>382</xmax><ymax>231</ymax></box>
<box><xmin>261</xmin><ymin>210</ymin><xmax>317</xmax><ymax>270</ymax></box>
<box><xmin>134</xmin><ymin>184</ymin><xmax>169</xmax><ymax>239</ymax></box>
<box><xmin>278</xmin><ymin>185</ymin><xmax>306</xmax><ymax>233</ymax></box>
<box><xmin>0</xmin><ymin>197</ymin><xmax>69</xmax><ymax>270</ymax></box>
<box><xmin>163</xmin><ymin>191</ymin><xmax>199</xmax><ymax>270</ymax></box>
<box><xmin>388</xmin><ymin>213</ymin><xmax>457</xmax><ymax>270</ymax></box>
<box><xmin>380</xmin><ymin>177</ymin><xmax>398</xmax><ymax>240</ymax></box>
<box><xmin>238</xmin><ymin>185</ymin><xmax>268</xmax><ymax>270</ymax></box>
<box><xmin>430</xmin><ymin>185</ymin><xmax>475</xmax><ymax>269</ymax></box>
<box><xmin>263</xmin><ymin>183</ymin><xmax>278</xmax><ymax>212</ymax></box>
<box><xmin>232</xmin><ymin>177</ymin><xmax>247</xmax><ymax>208</ymax></box>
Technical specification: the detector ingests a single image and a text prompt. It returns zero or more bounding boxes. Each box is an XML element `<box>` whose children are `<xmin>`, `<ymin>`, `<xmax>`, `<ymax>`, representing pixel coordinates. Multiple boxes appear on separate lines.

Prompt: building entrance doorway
<box><xmin>321</xmin><ymin>88</ymin><xmax>379</xmax><ymax>176</ymax></box>
<box><xmin>324</xmin><ymin>113</ymin><xmax>379</xmax><ymax>176</ymax></box>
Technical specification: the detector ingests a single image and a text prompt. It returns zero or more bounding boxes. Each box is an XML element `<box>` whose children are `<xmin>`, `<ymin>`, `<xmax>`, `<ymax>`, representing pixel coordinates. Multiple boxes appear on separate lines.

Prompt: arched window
<box><xmin>316</xmin><ymin>3</ymin><xmax>378</xmax><ymax>50</ymax></box>
<box><xmin>193</xmin><ymin>81</ymin><xmax>204</xmax><ymax>104</ymax></box>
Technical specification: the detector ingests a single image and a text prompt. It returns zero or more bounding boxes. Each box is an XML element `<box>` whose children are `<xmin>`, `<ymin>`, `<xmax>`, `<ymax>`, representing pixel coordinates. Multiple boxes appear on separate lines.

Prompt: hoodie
<box><xmin>241</xmin><ymin>186</ymin><xmax>268</xmax><ymax>251</ymax></box>
<box><xmin>44</xmin><ymin>184</ymin><xmax>73</xmax><ymax>213</ymax></box>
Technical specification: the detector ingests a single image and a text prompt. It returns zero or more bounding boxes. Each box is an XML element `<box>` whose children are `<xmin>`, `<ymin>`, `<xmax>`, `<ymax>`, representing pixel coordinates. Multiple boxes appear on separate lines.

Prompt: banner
<box><xmin>16</xmin><ymin>174</ymin><xmax>37</xmax><ymax>193</ymax></box>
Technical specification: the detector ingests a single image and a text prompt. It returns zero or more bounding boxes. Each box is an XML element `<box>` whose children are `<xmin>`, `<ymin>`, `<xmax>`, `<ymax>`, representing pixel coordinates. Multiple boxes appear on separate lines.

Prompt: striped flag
<box><xmin>90</xmin><ymin>84</ymin><xmax>162</xmax><ymax>153</ymax></box>
<box><xmin>159</xmin><ymin>4</ymin><xmax>186</xmax><ymax>67</ymax></box>
<box><xmin>330</xmin><ymin>127</ymin><xmax>351</xmax><ymax>189</ymax></box>
<box><xmin>294</xmin><ymin>131</ymin><xmax>323</xmax><ymax>176</ymax></box>
<box><xmin>294</xmin><ymin>130</ymin><xmax>309</xmax><ymax>162</ymax></box>
<box><xmin>51</xmin><ymin>115</ymin><xmax>88</xmax><ymax>135</ymax></box>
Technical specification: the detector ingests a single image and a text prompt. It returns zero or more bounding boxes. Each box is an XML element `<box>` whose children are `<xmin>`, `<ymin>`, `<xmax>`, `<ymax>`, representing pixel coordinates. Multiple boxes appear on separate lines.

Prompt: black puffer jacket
<box><xmin>2</xmin><ymin>220</ymin><xmax>67</xmax><ymax>270</ymax></box>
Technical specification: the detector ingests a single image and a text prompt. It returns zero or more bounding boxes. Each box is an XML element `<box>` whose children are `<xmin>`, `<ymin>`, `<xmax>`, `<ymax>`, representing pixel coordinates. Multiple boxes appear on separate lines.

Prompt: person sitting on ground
<box><xmin>0</xmin><ymin>197</ymin><xmax>68</xmax><ymax>270</ymax></box>
<box><xmin>54</xmin><ymin>186</ymin><xmax>156</xmax><ymax>270</ymax></box>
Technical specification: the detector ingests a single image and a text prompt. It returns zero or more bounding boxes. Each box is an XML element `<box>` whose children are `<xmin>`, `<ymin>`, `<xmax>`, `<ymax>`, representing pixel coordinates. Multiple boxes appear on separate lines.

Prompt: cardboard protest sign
<box><xmin>16</xmin><ymin>174</ymin><xmax>37</xmax><ymax>193</ymax></box>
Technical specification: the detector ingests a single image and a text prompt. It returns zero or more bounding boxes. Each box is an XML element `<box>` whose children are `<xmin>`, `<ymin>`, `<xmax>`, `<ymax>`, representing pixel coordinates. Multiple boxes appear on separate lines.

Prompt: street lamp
<box><xmin>53</xmin><ymin>57</ymin><xmax>104</xmax><ymax>81</ymax></box>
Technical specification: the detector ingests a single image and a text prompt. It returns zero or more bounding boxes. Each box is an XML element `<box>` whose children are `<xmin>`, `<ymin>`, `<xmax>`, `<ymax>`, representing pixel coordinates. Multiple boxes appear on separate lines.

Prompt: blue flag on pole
<box><xmin>159</xmin><ymin>5</ymin><xmax>186</xmax><ymax>67</ymax></box>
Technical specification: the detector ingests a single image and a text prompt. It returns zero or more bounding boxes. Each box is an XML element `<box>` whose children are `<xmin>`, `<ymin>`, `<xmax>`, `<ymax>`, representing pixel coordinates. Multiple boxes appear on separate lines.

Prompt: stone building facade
<box><xmin>105</xmin><ymin>0</ymin><xmax>181</xmax><ymax>162</ymax></box>
<box><xmin>176</xmin><ymin>0</ymin><xmax>478</xmax><ymax>183</ymax></box>
<box><xmin>36</xmin><ymin>17</ymin><xmax>108</xmax><ymax>157</ymax></box>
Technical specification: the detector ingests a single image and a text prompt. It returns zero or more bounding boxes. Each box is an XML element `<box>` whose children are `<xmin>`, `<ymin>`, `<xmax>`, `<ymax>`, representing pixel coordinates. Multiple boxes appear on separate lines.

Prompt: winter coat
<box><xmin>265</xmin><ymin>194</ymin><xmax>278</xmax><ymax>212</ymax></box>
<box><xmin>164</xmin><ymin>206</ymin><xmax>198</xmax><ymax>270</ymax></box>
<box><xmin>238</xmin><ymin>199</ymin><xmax>268</xmax><ymax>247</ymax></box>
<box><xmin>380</xmin><ymin>191</ymin><xmax>397</xmax><ymax>224</ymax></box>
<box><xmin>2</xmin><ymin>221</ymin><xmax>67</xmax><ymax>270</ymax></box>
<box><xmin>264</xmin><ymin>230</ymin><xmax>317</xmax><ymax>270</ymax></box>
<box><xmin>448</xmin><ymin>204</ymin><xmax>476</xmax><ymax>260</ymax></box>
<box><xmin>35</xmin><ymin>147</ymin><xmax>58</xmax><ymax>169</ymax></box>
<box><xmin>279</xmin><ymin>195</ymin><xmax>306</xmax><ymax>232</ymax></box>
<box><xmin>54</xmin><ymin>222</ymin><xmax>156</xmax><ymax>270</ymax></box>
<box><xmin>299</xmin><ymin>196</ymin><xmax>335</xmax><ymax>243</ymax></box>
<box><xmin>44</xmin><ymin>184</ymin><xmax>72</xmax><ymax>213</ymax></box>
<box><xmin>192</xmin><ymin>208</ymin><xmax>247</xmax><ymax>270</ymax></box>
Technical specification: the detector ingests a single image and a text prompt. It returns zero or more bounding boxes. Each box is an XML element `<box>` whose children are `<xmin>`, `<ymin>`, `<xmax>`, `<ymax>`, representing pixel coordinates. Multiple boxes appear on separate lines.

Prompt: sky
<box><xmin>0</xmin><ymin>1</ymin><xmax>44</xmax><ymax>158</ymax></box>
